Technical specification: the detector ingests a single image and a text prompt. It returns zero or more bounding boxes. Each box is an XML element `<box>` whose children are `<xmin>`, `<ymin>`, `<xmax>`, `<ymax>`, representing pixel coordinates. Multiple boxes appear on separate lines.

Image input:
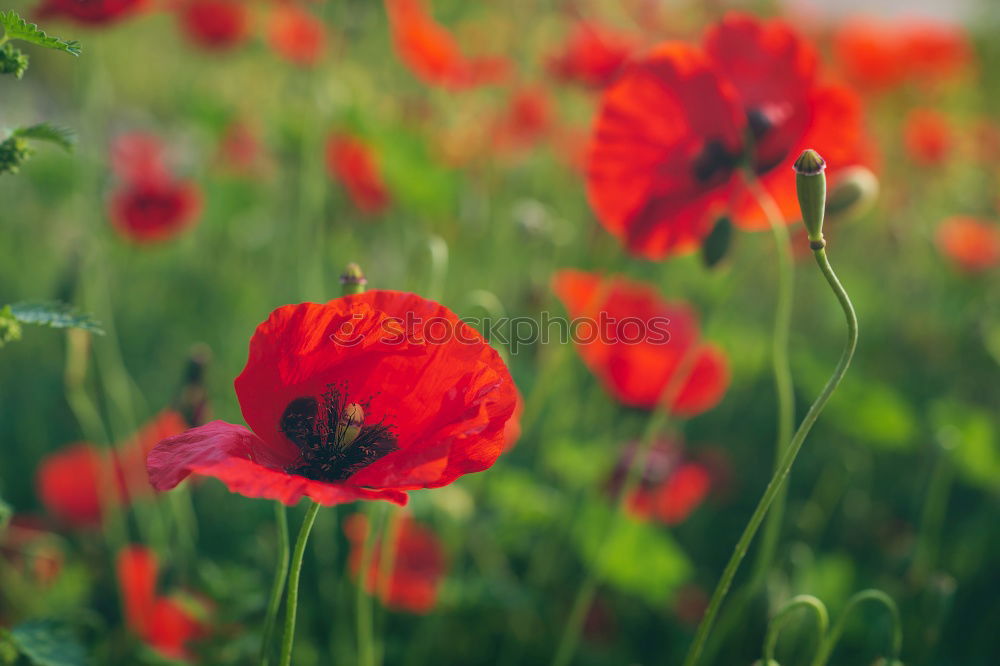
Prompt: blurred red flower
<box><xmin>586</xmin><ymin>13</ymin><xmax>865</xmax><ymax>257</ymax></box>
<box><xmin>325</xmin><ymin>134</ymin><xmax>391</xmax><ymax>215</ymax></box>
<box><xmin>384</xmin><ymin>0</ymin><xmax>510</xmax><ymax>90</ymax></box>
<box><xmin>176</xmin><ymin>0</ymin><xmax>250</xmax><ymax>51</ymax></box>
<box><xmin>218</xmin><ymin>120</ymin><xmax>265</xmax><ymax>173</ymax></box>
<box><xmin>552</xmin><ymin>270</ymin><xmax>729</xmax><ymax>416</ymax></box>
<box><xmin>547</xmin><ymin>21</ymin><xmax>637</xmax><ymax>89</ymax></box>
<box><xmin>903</xmin><ymin>109</ymin><xmax>953</xmax><ymax>166</ymax></box>
<box><xmin>491</xmin><ymin>88</ymin><xmax>553</xmax><ymax>154</ymax></box>
<box><xmin>608</xmin><ymin>440</ymin><xmax>711</xmax><ymax>525</ymax></box>
<box><xmin>117</xmin><ymin>546</ymin><xmax>207</xmax><ymax>660</ymax></box>
<box><xmin>834</xmin><ymin>18</ymin><xmax>974</xmax><ymax>92</ymax></box>
<box><xmin>36</xmin><ymin>443</ymin><xmax>108</xmax><ymax>527</ymax></box>
<box><xmin>267</xmin><ymin>3</ymin><xmax>326</xmax><ymax>67</ymax></box>
<box><xmin>344</xmin><ymin>513</ymin><xmax>446</xmax><ymax>613</ymax></box>
<box><xmin>35</xmin><ymin>0</ymin><xmax>148</xmax><ymax>25</ymax></box>
<box><xmin>147</xmin><ymin>292</ymin><xmax>519</xmax><ymax>507</ymax></box>
<box><xmin>111</xmin><ymin>132</ymin><xmax>171</xmax><ymax>183</ymax></box>
<box><xmin>0</xmin><ymin>518</ymin><xmax>64</xmax><ymax>586</ymax></box>
<box><xmin>109</xmin><ymin>177</ymin><xmax>202</xmax><ymax>244</ymax></box>
<box><xmin>936</xmin><ymin>216</ymin><xmax>1000</xmax><ymax>273</ymax></box>
<box><xmin>36</xmin><ymin>411</ymin><xmax>188</xmax><ymax>528</ymax></box>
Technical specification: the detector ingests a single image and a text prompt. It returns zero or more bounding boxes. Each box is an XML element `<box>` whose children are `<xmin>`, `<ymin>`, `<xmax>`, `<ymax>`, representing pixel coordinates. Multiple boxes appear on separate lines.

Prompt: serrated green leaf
<box><xmin>0</xmin><ymin>11</ymin><xmax>81</xmax><ymax>56</ymax></box>
<box><xmin>8</xmin><ymin>302</ymin><xmax>104</xmax><ymax>335</ymax></box>
<box><xmin>9</xmin><ymin>621</ymin><xmax>87</xmax><ymax>666</ymax></box>
<box><xmin>0</xmin><ymin>42</ymin><xmax>29</xmax><ymax>78</ymax></box>
<box><xmin>13</xmin><ymin>124</ymin><xmax>76</xmax><ymax>152</ymax></box>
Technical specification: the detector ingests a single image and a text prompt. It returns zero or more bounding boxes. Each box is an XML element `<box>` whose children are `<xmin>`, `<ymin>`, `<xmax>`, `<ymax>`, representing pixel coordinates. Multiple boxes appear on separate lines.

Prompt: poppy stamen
<box><xmin>281</xmin><ymin>383</ymin><xmax>398</xmax><ymax>482</ymax></box>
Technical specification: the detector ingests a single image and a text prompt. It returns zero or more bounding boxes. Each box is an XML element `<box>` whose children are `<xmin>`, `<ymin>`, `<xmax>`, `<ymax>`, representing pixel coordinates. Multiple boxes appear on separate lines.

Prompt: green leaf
<box><xmin>931</xmin><ymin>401</ymin><xmax>1000</xmax><ymax>492</ymax></box>
<box><xmin>13</xmin><ymin>124</ymin><xmax>76</xmax><ymax>152</ymax></box>
<box><xmin>8</xmin><ymin>621</ymin><xmax>87</xmax><ymax>666</ymax></box>
<box><xmin>573</xmin><ymin>500</ymin><xmax>692</xmax><ymax>604</ymax></box>
<box><xmin>0</xmin><ymin>305</ymin><xmax>23</xmax><ymax>347</ymax></box>
<box><xmin>8</xmin><ymin>302</ymin><xmax>104</xmax><ymax>335</ymax></box>
<box><xmin>0</xmin><ymin>11</ymin><xmax>81</xmax><ymax>56</ymax></box>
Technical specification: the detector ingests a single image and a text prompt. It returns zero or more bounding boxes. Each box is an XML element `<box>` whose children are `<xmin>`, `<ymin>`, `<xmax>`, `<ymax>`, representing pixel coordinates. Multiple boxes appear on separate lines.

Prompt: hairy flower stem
<box><xmin>681</xmin><ymin>245</ymin><xmax>858</xmax><ymax>666</ymax></box>
<box><xmin>278</xmin><ymin>501</ymin><xmax>321</xmax><ymax>666</ymax></box>
<box><xmin>705</xmin><ymin>179</ymin><xmax>797</xmax><ymax>661</ymax></box>
<box><xmin>357</xmin><ymin>504</ymin><xmax>384</xmax><ymax>666</ymax></box>
<box><xmin>261</xmin><ymin>502</ymin><xmax>290</xmax><ymax>666</ymax></box>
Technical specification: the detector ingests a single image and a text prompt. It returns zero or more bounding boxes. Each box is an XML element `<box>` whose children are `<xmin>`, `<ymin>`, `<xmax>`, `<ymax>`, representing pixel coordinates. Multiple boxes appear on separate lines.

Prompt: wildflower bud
<box><xmin>0</xmin><ymin>306</ymin><xmax>23</xmax><ymax>347</ymax></box>
<box><xmin>340</xmin><ymin>262</ymin><xmax>367</xmax><ymax>296</ymax></box>
<box><xmin>176</xmin><ymin>343</ymin><xmax>212</xmax><ymax>426</ymax></box>
<box><xmin>793</xmin><ymin>149</ymin><xmax>827</xmax><ymax>249</ymax></box>
<box><xmin>0</xmin><ymin>136</ymin><xmax>32</xmax><ymax>175</ymax></box>
<box><xmin>701</xmin><ymin>216</ymin><xmax>733</xmax><ymax>268</ymax></box>
<box><xmin>826</xmin><ymin>166</ymin><xmax>878</xmax><ymax>222</ymax></box>
<box><xmin>0</xmin><ymin>44</ymin><xmax>29</xmax><ymax>79</ymax></box>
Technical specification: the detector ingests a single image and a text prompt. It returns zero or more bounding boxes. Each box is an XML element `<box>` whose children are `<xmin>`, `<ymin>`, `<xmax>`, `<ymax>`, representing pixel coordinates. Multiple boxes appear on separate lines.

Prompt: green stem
<box><xmin>357</xmin><ymin>504</ymin><xmax>382</xmax><ymax>666</ymax></box>
<box><xmin>278</xmin><ymin>501</ymin><xmax>321</xmax><ymax>666</ymax></box>
<box><xmin>912</xmin><ymin>445</ymin><xmax>954</xmax><ymax>577</ymax></box>
<box><xmin>681</xmin><ymin>246</ymin><xmax>858</xmax><ymax>666</ymax></box>
<box><xmin>261</xmin><ymin>502</ymin><xmax>291</xmax><ymax>666</ymax></box>
<box><xmin>763</xmin><ymin>595</ymin><xmax>829</xmax><ymax>664</ymax></box>
<box><xmin>550</xmin><ymin>406</ymin><xmax>670</xmax><ymax>666</ymax></box>
<box><xmin>552</xmin><ymin>341</ymin><xmax>700</xmax><ymax>666</ymax></box>
<box><xmin>811</xmin><ymin>590</ymin><xmax>902</xmax><ymax>666</ymax></box>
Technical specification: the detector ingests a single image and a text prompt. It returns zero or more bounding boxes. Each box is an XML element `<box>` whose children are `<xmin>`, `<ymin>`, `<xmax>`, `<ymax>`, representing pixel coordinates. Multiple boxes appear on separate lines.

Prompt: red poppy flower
<box><xmin>36</xmin><ymin>443</ymin><xmax>109</xmax><ymax>527</ymax></box>
<box><xmin>109</xmin><ymin>178</ymin><xmax>202</xmax><ymax>244</ymax></box>
<box><xmin>344</xmin><ymin>513</ymin><xmax>445</xmax><ymax>613</ymax></box>
<box><xmin>117</xmin><ymin>546</ymin><xmax>207</xmax><ymax>660</ymax></box>
<box><xmin>384</xmin><ymin>0</ymin><xmax>510</xmax><ymax>90</ymax></box>
<box><xmin>36</xmin><ymin>411</ymin><xmax>188</xmax><ymax>528</ymax></box>
<box><xmin>834</xmin><ymin>17</ymin><xmax>974</xmax><ymax>93</ymax></box>
<box><xmin>552</xmin><ymin>270</ymin><xmax>729</xmax><ymax>416</ymax></box>
<box><xmin>936</xmin><ymin>216</ymin><xmax>1000</xmax><ymax>273</ymax></box>
<box><xmin>147</xmin><ymin>292</ymin><xmax>519</xmax><ymax>507</ymax></box>
<box><xmin>35</xmin><ymin>0</ymin><xmax>148</xmax><ymax>25</ymax></box>
<box><xmin>267</xmin><ymin>3</ymin><xmax>327</xmax><ymax>67</ymax></box>
<box><xmin>325</xmin><ymin>134</ymin><xmax>391</xmax><ymax>215</ymax></box>
<box><xmin>176</xmin><ymin>0</ymin><xmax>250</xmax><ymax>51</ymax></box>
<box><xmin>898</xmin><ymin>20</ymin><xmax>974</xmax><ymax>84</ymax></box>
<box><xmin>547</xmin><ymin>21</ymin><xmax>637</xmax><ymax>88</ymax></box>
<box><xmin>903</xmin><ymin>108</ymin><xmax>952</xmax><ymax>166</ymax></box>
<box><xmin>608</xmin><ymin>440</ymin><xmax>711</xmax><ymax>525</ymax></box>
<box><xmin>586</xmin><ymin>13</ymin><xmax>866</xmax><ymax>256</ymax></box>
<box><xmin>110</xmin><ymin>132</ymin><xmax>171</xmax><ymax>184</ymax></box>
<box><xmin>491</xmin><ymin>88</ymin><xmax>553</xmax><ymax>154</ymax></box>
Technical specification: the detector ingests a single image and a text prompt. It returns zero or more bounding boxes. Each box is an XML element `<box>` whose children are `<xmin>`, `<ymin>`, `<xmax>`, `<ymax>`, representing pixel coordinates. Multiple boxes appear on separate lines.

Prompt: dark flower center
<box><xmin>691</xmin><ymin>139</ymin><xmax>741</xmax><ymax>186</ymax></box>
<box><xmin>280</xmin><ymin>384</ymin><xmax>398</xmax><ymax>483</ymax></box>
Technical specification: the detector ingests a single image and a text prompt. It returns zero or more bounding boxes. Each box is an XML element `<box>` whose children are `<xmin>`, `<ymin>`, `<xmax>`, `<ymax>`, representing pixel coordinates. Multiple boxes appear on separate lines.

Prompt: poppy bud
<box><xmin>0</xmin><ymin>44</ymin><xmax>29</xmax><ymax>79</ymax></box>
<box><xmin>340</xmin><ymin>262</ymin><xmax>367</xmax><ymax>295</ymax></box>
<box><xmin>0</xmin><ymin>136</ymin><xmax>32</xmax><ymax>175</ymax></box>
<box><xmin>826</xmin><ymin>166</ymin><xmax>878</xmax><ymax>221</ymax></box>
<box><xmin>0</xmin><ymin>305</ymin><xmax>23</xmax><ymax>347</ymax></box>
<box><xmin>793</xmin><ymin>149</ymin><xmax>827</xmax><ymax>249</ymax></box>
<box><xmin>701</xmin><ymin>216</ymin><xmax>734</xmax><ymax>269</ymax></box>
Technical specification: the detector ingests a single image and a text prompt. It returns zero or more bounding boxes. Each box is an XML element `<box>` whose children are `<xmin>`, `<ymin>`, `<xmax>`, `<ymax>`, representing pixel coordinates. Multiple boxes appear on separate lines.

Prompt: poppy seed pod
<box><xmin>793</xmin><ymin>149</ymin><xmax>827</xmax><ymax>248</ymax></box>
<box><xmin>340</xmin><ymin>263</ymin><xmax>367</xmax><ymax>295</ymax></box>
<box><xmin>826</xmin><ymin>166</ymin><xmax>878</xmax><ymax>221</ymax></box>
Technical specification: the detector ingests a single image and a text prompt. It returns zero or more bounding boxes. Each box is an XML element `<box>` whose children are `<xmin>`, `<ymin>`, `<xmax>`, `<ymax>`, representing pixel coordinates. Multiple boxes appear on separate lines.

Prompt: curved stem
<box><xmin>681</xmin><ymin>246</ymin><xmax>858</xmax><ymax>666</ymax></box>
<box><xmin>278</xmin><ymin>501</ymin><xmax>321</xmax><ymax>666</ymax></box>
<box><xmin>811</xmin><ymin>589</ymin><xmax>902</xmax><ymax>666</ymax></box>
<box><xmin>763</xmin><ymin>595</ymin><xmax>829</xmax><ymax>664</ymax></box>
<box><xmin>261</xmin><ymin>502</ymin><xmax>290</xmax><ymax>666</ymax></box>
